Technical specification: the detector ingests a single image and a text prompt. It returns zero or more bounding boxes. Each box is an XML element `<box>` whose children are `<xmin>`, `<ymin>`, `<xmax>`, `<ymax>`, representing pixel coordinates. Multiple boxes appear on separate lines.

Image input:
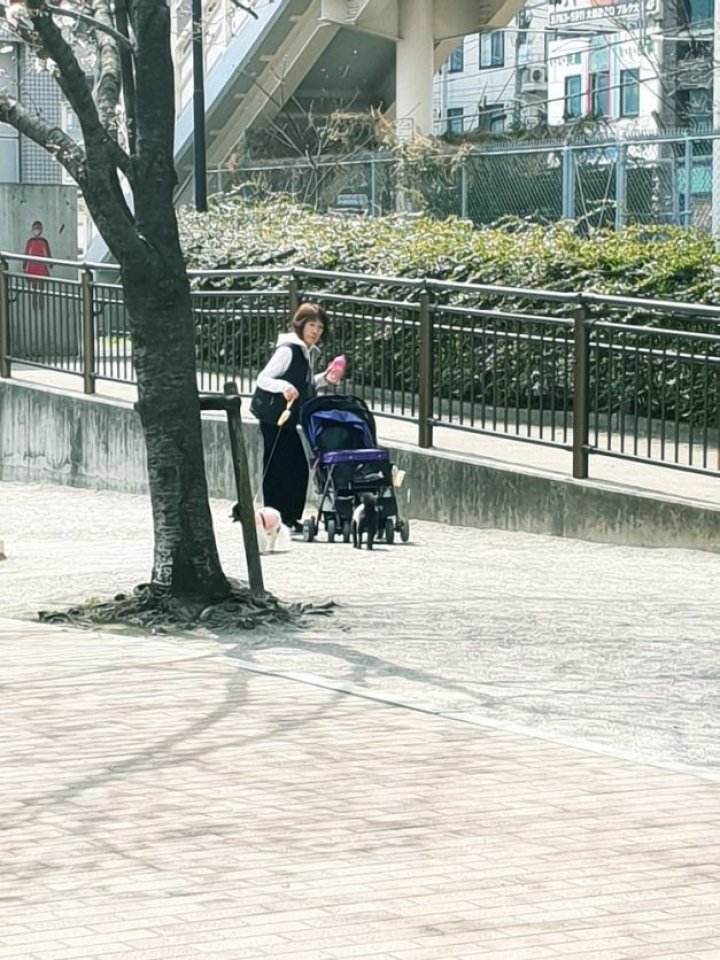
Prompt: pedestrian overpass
<box><xmin>172</xmin><ymin>0</ymin><xmax>522</xmax><ymax>202</ymax></box>
<box><xmin>87</xmin><ymin>0</ymin><xmax>521</xmax><ymax>259</ymax></box>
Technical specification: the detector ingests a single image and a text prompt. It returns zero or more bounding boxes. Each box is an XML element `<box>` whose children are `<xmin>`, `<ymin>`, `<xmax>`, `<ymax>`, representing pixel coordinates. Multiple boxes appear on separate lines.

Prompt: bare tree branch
<box><xmin>0</xmin><ymin>0</ymin><xmax>44</xmax><ymax>46</ymax></box>
<box><xmin>44</xmin><ymin>2</ymin><xmax>134</xmax><ymax>51</ymax></box>
<box><xmin>25</xmin><ymin>0</ymin><xmax>106</xmax><ymax>142</ymax></box>
<box><xmin>0</xmin><ymin>3</ymin><xmax>140</xmax><ymax>261</ymax></box>
<box><xmin>0</xmin><ymin>92</ymin><xmax>85</xmax><ymax>182</ymax></box>
<box><xmin>2</xmin><ymin>89</ymin><xmax>139</xmax><ymax>258</ymax></box>
<box><xmin>22</xmin><ymin>0</ymin><xmax>134</xmax><ymax>179</ymax></box>
<box><xmin>88</xmin><ymin>0</ymin><xmax>124</xmax><ymax>138</ymax></box>
<box><xmin>115</xmin><ymin>0</ymin><xmax>137</xmax><ymax>155</ymax></box>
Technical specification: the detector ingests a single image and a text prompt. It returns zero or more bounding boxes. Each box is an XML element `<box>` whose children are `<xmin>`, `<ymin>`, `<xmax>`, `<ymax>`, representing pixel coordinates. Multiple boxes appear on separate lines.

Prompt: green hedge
<box><xmin>179</xmin><ymin>197</ymin><xmax>720</xmax><ymax>431</ymax></box>
<box><xmin>179</xmin><ymin>194</ymin><xmax>720</xmax><ymax>301</ymax></box>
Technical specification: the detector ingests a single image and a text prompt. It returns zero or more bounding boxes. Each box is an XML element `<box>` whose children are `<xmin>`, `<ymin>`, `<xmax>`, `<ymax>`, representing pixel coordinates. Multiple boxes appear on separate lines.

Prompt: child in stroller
<box><xmin>298</xmin><ymin>395</ymin><xmax>410</xmax><ymax>545</ymax></box>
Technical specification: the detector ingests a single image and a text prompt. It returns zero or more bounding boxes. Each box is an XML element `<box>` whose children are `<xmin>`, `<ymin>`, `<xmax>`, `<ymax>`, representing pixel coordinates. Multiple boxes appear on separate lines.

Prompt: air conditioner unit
<box><xmin>522</xmin><ymin>65</ymin><xmax>547</xmax><ymax>91</ymax></box>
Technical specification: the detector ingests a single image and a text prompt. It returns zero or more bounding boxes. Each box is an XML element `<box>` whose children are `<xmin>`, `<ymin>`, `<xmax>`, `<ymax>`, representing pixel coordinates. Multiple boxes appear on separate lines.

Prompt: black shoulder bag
<box><xmin>250</xmin><ymin>385</ymin><xmax>287</xmax><ymax>425</ymax></box>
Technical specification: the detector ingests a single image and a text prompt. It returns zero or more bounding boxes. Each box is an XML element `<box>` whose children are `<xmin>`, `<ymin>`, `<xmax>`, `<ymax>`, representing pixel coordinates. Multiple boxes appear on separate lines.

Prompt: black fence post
<box><xmin>0</xmin><ymin>257</ymin><xmax>10</xmax><ymax>379</ymax></box>
<box><xmin>418</xmin><ymin>287</ymin><xmax>434</xmax><ymax>449</ymax></box>
<box><xmin>81</xmin><ymin>268</ymin><xmax>96</xmax><ymax>395</ymax></box>
<box><xmin>573</xmin><ymin>299</ymin><xmax>590</xmax><ymax>479</ymax></box>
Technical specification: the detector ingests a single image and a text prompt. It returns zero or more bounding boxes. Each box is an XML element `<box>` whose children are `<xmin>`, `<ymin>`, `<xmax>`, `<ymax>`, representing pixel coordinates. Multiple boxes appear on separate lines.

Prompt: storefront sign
<box><xmin>549</xmin><ymin>0</ymin><xmax>656</xmax><ymax>28</ymax></box>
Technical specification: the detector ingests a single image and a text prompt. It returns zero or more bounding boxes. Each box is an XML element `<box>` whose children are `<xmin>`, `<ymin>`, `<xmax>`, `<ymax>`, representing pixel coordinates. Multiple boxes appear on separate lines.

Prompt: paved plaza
<box><xmin>1</xmin><ymin>480</ymin><xmax>720</xmax><ymax>959</ymax></box>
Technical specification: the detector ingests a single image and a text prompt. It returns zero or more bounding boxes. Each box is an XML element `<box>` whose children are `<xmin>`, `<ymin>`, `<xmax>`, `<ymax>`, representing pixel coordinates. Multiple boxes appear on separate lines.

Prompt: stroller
<box><xmin>298</xmin><ymin>394</ymin><xmax>410</xmax><ymax>545</ymax></box>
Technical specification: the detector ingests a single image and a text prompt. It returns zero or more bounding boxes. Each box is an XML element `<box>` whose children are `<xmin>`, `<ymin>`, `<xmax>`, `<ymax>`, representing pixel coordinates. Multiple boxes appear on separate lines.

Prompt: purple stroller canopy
<box><xmin>304</xmin><ymin>408</ymin><xmax>375</xmax><ymax>452</ymax></box>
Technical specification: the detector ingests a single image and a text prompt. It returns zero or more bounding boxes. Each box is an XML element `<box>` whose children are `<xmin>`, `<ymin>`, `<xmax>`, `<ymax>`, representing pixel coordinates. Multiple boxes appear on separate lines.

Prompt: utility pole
<box><xmin>192</xmin><ymin>0</ymin><xmax>207</xmax><ymax>212</ymax></box>
<box><xmin>513</xmin><ymin>11</ymin><xmax>523</xmax><ymax>130</ymax></box>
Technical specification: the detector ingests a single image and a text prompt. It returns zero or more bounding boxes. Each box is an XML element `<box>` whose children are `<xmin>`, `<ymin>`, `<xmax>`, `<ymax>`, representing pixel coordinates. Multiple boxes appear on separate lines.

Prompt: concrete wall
<box><xmin>0</xmin><ymin>185</ymin><xmax>79</xmax><ymax>275</ymax></box>
<box><xmin>2</xmin><ymin>378</ymin><xmax>719</xmax><ymax>553</ymax></box>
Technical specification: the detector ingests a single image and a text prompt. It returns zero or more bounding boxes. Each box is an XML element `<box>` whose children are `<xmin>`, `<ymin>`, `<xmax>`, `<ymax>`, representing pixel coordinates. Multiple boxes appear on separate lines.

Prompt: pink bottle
<box><xmin>325</xmin><ymin>354</ymin><xmax>347</xmax><ymax>385</ymax></box>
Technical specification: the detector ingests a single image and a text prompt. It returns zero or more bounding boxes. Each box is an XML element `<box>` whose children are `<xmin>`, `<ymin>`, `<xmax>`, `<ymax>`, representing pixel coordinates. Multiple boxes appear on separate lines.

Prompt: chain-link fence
<box><xmin>211</xmin><ymin>131</ymin><xmax>718</xmax><ymax>231</ymax></box>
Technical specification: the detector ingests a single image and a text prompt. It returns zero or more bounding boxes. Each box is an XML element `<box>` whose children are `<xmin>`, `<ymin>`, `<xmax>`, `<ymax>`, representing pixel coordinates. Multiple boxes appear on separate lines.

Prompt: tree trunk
<box><xmin>0</xmin><ymin>0</ymin><xmax>238</xmax><ymax>608</ymax></box>
<box><xmin>123</xmin><ymin>249</ymin><xmax>229</xmax><ymax>601</ymax></box>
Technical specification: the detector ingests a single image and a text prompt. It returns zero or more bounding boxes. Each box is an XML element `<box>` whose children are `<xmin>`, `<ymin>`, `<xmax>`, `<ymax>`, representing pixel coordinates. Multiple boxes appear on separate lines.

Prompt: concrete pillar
<box><xmin>396</xmin><ymin>0</ymin><xmax>434</xmax><ymax>138</ymax></box>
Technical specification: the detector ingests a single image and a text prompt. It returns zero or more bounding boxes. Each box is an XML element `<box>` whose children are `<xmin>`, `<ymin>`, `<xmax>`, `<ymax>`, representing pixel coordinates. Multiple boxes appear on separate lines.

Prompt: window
<box><xmin>564</xmin><ymin>75</ymin><xmax>582</xmax><ymax>119</ymax></box>
<box><xmin>446</xmin><ymin>107</ymin><xmax>464</xmax><ymax>134</ymax></box>
<box><xmin>490</xmin><ymin>114</ymin><xmax>505</xmax><ymax>133</ymax></box>
<box><xmin>478</xmin><ymin>103</ymin><xmax>506</xmax><ymax>132</ymax></box>
<box><xmin>448</xmin><ymin>43</ymin><xmax>464</xmax><ymax>73</ymax></box>
<box><xmin>620</xmin><ymin>68</ymin><xmax>639</xmax><ymax>117</ymax></box>
<box><xmin>480</xmin><ymin>31</ymin><xmax>504</xmax><ymax>69</ymax></box>
<box><xmin>0</xmin><ymin>45</ymin><xmax>19</xmax><ymax>182</ymax></box>
<box><xmin>677</xmin><ymin>87</ymin><xmax>712</xmax><ymax>131</ymax></box>
<box><xmin>590</xmin><ymin>70</ymin><xmax>610</xmax><ymax>117</ymax></box>
<box><xmin>0</xmin><ymin>137</ymin><xmax>18</xmax><ymax>183</ymax></box>
<box><xmin>679</xmin><ymin>0</ymin><xmax>713</xmax><ymax>27</ymax></box>
<box><xmin>676</xmin><ymin>40</ymin><xmax>712</xmax><ymax>67</ymax></box>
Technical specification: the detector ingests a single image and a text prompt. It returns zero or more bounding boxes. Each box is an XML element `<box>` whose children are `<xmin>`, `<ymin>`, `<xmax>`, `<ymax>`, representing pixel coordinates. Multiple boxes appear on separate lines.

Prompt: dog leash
<box><xmin>260</xmin><ymin>396</ymin><xmax>295</xmax><ymax>486</ymax></box>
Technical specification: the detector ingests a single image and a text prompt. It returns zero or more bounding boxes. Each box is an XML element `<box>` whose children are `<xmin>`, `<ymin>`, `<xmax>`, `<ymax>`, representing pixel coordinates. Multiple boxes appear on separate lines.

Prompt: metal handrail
<box><xmin>4</xmin><ymin>250</ymin><xmax>720</xmax><ymax>320</ymax></box>
<box><xmin>1</xmin><ymin>252</ymin><xmax>718</xmax><ymax>480</ymax></box>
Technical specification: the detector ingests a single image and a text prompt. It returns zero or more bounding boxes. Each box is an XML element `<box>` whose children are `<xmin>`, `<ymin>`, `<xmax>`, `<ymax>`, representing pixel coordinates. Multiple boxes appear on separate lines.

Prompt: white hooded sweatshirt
<box><xmin>256</xmin><ymin>331</ymin><xmax>328</xmax><ymax>396</ymax></box>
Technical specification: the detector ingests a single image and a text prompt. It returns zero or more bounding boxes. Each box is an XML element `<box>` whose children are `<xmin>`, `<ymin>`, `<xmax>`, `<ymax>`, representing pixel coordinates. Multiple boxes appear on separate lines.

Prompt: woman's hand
<box><xmin>283</xmin><ymin>385</ymin><xmax>299</xmax><ymax>402</ymax></box>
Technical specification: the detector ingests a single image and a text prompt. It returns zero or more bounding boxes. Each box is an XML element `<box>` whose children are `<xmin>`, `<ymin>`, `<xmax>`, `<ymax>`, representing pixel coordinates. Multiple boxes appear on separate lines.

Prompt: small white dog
<box><xmin>254</xmin><ymin>505</ymin><xmax>289</xmax><ymax>554</ymax></box>
<box><xmin>231</xmin><ymin>503</ymin><xmax>291</xmax><ymax>554</ymax></box>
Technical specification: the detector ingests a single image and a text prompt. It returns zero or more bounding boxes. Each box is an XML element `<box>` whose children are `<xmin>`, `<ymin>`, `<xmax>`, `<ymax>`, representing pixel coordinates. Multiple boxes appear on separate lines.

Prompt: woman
<box><xmin>252</xmin><ymin>302</ymin><xmax>338</xmax><ymax>532</ymax></box>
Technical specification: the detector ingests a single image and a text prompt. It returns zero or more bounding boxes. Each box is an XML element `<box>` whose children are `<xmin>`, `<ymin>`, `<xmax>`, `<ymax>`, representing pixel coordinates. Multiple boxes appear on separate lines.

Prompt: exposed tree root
<box><xmin>38</xmin><ymin>578</ymin><xmax>336</xmax><ymax>634</ymax></box>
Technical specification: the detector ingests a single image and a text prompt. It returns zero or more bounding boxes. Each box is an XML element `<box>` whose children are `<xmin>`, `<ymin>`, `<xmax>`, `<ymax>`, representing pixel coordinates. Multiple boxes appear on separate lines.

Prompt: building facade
<box><xmin>434</xmin><ymin>0</ymin><xmax>715</xmax><ymax>139</ymax></box>
<box><xmin>433</xmin><ymin>8</ymin><xmax>550</xmax><ymax>136</ymax></box>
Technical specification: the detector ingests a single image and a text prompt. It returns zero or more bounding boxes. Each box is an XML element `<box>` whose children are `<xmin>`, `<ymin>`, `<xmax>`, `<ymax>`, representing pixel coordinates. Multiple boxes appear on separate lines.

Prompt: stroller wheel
<box><xmin>302</xmin><ymin>518</ymin><xmax>316</xmax><ymax>542</ymax></box>
<box><xmin>327</xmin><ymin>518</ymin><xmax>337</xmax><ymax>543</ymax></box>
<box><xmin>384</xmin><ymin>517</ymin><xmax>395</xmax><ymax>544</ymax></box>
<box><xmin>400</xmin><ymin>518</ymin><xmax>411</xmax><ymax>543</ymax></box>
<box><xmin>342</xmin><ymin>519</ymin><xmax>351</xmax><ymax>544</ymax></box>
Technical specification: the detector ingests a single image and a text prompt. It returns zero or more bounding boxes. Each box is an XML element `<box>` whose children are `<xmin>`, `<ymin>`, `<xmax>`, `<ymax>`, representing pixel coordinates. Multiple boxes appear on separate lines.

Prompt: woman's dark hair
<box><xmin>289</xmin><ymin>302</ymin><xmax>328</xmax><ymax>340</ymax></box>
<box><xmin>31</xmin><ymin>220</ymin><xmax>43</xmax><ymax>231</ymax></box>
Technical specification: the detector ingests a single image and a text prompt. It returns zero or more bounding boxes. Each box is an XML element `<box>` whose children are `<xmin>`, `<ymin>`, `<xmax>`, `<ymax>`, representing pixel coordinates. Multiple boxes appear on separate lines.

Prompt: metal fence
<box><xmin>1</xmin><ymin>252</ymin><xmax>718</xmax><ymax>480</ymax></box>
<box><xmin>211</xmin><ymin>130</ymin><xmax>719</xmax><ymax>231</ymax></box>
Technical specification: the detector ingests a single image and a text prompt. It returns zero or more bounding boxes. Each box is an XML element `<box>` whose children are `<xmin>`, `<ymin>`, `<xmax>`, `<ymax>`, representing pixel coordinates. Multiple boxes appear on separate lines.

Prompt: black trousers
<box><xmin>260</xmin><ymin>421</ymin><xmax>309</xmax><ymax>527</ymax></box>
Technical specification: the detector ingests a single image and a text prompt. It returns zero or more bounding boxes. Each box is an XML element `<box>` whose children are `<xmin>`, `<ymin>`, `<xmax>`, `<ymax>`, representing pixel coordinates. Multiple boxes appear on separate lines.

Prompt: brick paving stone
<box><xmin>2</xmin><ymin>480</ymin><xmax>720</xmax><ymax>959</ymax></box>
<box><xmin>1</xmin><ymin>619</ymin><xmax>719</xmax><ymax>959</ymax></box>
<box><xmin>2</xmin><ymin>480</ymin><xmax>720</xmax><ymax>779</ymax></box>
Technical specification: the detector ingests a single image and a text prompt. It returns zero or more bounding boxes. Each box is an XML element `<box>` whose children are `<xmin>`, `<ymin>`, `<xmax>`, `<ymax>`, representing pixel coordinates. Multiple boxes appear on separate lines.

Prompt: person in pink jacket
<box><xmin>23</xmin><ymin>220</ymin><xmax>52</xmax><ymax>309</ymax></box>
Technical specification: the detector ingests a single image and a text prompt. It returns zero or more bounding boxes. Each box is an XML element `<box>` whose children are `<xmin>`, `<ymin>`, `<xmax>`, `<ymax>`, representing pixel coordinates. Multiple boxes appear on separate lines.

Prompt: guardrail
<box><xmin>1</xmin><ymin>252</ymin><xmax>718</xmax><ymax>480</ymax></box>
